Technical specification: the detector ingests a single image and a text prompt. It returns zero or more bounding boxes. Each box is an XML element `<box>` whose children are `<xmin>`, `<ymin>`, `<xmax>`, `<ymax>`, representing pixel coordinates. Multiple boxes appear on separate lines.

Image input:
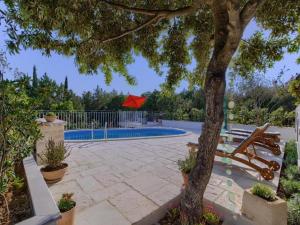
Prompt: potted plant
<box><xmin>39</xmin><ymin>139</ymin><xmax>70</xmax><ymax>183</ymax></box>
<box><xmin>241</xmin><ymin>183</ymin><xmax>287</xmax><ymax>225</ymax></box>
<box><xmin>44</xmin><ymin>112</ymin><xmax>57</xmax><ymax>122</ymax></box>
<box><xmin>57</xmin><ymin>193</ymin><xmax>76</xmax><ymax>225</ymax></box>
<box><xmin>177</xmin><ymin>152</ymin><xmax>197</xmax><ymax>187</ymax></box>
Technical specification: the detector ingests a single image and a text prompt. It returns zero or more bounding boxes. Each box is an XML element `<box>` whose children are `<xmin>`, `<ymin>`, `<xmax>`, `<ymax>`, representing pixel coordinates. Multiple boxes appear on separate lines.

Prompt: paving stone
<box><xmin>148</xmin><ymin>183</ymin><xmax>181</xmax><ymax>206</ymax></box>
<box><xmin>109</xmin><ymin>189</ymin><xmax>158</xmax><ymax>223</ymax></box>
<box><xmin>214</xmin><ymin>190</ymin><xmax>243</xmax><ymax>213</ymax></box>
<box><xmin>74</xmin><ymin>191</ymin><xmax>95</xmax><ymax>212</ymax></box>
<box><xmin>89</xmin><ymin>182</ymin><xmax>131</xmax><ymax>203</ymax></box>
<box><xmin>75</xmin><ymin>201</ymin><xmax>130</xmax><ymax>225</ymax></box>
<box><xmin>77</xmin><ymin>176</ymin><xmax>105</xmax><ymax>192</ymax></box>
<box><xmin>204</xmin><ymin>184</ymin><xmax>225</xmax><ymax>202</ymax></box>
<box><xmin>125</xmin><ymin>173</ymin><xmax>169</xmax><ymax>195</ymax></box>
<box><xmin>94</xmin><ymin>173</ymin><xmax>123</xmax><ymax>187</ymax></box>
<box><xmin>49</xmin><ymin>133</ymin><xmax>283</xmax><ymax>225</ymax></box>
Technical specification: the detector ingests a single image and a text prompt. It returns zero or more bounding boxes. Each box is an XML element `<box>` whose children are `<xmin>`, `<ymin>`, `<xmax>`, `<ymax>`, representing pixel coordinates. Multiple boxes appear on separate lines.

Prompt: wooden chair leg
<box><xmin>216</xmin><ymin>151</ymin><xmax>275</xmax><ymax>180</ymax></box>
<box><xmin>240</xmin><ymin>150</ymin><xmax>280</xmax><ymax>171</ymax></box>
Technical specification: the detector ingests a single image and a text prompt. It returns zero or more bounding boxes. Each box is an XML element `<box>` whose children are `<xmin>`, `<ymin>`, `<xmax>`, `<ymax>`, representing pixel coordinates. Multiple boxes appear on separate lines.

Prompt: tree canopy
<box><xmin>1</xmin><ymin>0</ymin><xmax>299</xmax><ymax>223</ymax></box>
<box><xmin>1</xmin><ymin>0</ymin><xmax>299</xmax><ymax>88</ymax></box>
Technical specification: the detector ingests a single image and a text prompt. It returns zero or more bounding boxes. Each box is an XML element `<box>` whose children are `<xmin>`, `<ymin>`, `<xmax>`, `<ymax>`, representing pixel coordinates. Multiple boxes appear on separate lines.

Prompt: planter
<box><xmin>44</xmin><ymin>115</ymin><xmax>57</xmax><ymax>122</ymax></box>
<box><xmin>182</xmin><ymin>172</ymin><xmax>189</xmax><ymax>187</ymax></box>
<box><xmin>41</xmin><ymin>163</ymin><xmax>68</xmax><ymax>184</ymax></box>
<box><xmin>241</xmin><ymin>189</ymin><xmax>287</xmax><ymax>225</ymax></box>
<box><xmin>57</xmin><ymin>206</ymin><xmax>76</xmax><ymax>225</ymax></box>
<box><xmin>16</xmin><ymin>156</ymin><xmax>60</xmax><ymax>225</ymax></box>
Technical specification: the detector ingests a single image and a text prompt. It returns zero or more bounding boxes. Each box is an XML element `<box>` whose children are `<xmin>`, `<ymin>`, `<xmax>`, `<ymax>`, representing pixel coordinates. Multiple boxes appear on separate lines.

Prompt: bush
<box><xmin>281</xmin><ymin>179</ymin><xmax>300</xmax><ymax>198</ymax></box>
<box><xmin>178</xmin><ymin>152</ymin><xmax>197</xmax><ymax>174</ymax></box>
<box><xmin>57</xmin><ymin>193</ymin><xmax>76</xmax><ymax>213</ymax></box>
<box><xmin>190</xmin><ymin>108</ymin><xmax>205</xmax><ymax>121</ymax></box>
<box><xmin>285</xmin><ymin>165</ymin><xmax>300</xmax><ymax>180</ymax></box>
<box><xmin>270</xmin><ymin>107</ymin><xmax>285</xmax><ymax>127</ymax></box>
<box><xmin>0</xmin><ymin>79</ymin><xmax>41</xmax><ymax>194</ymax></box>
<box><xmin>284</xmin><ymin>141</ymin><xmax>298</xmax><ymax>166</ymax></box>
<box><xmin>288</xmin><ymin>194</ymin><xmax>300</xmax><ymax>225</ymax></box>
<box><xmin>38</xmin><ymin>139</ymin><xmax>70</xmax><ymax>169</ymax></box>
<box><xmin>251</xmin><ymin>183</ymin><xmax>276</xmax><ymax>201</ymax></box>
<box><xmin>46</xmin><ymin>112</ymin><xmax>56</xmax><ymax>116</ymax></box>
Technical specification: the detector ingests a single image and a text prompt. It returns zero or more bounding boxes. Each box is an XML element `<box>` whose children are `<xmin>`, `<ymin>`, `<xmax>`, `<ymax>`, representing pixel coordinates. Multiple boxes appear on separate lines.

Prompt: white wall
<box><xmin>162</xmin><ymin>120</ymin><xmax>296</xmax><ymax>141</ymax></box>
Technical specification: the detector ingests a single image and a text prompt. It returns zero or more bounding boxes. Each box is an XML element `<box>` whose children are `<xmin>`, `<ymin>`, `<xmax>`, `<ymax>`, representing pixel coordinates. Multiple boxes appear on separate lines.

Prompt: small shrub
<box><xmin>39</xmin><ymin>139</ymin><xmax>70</xmax><ymax>169</ymax></box>
<box><xmin>178</xmin><ymin>152</ymin><xmax>197</xmax><ymax>174</ymax></box>
<box><xmin>285</xmin><ymin>165</ymin><xmax>300</xmax><ymax>181</ymax></box>
<box><xmin>288</xmin><ymin>194</ymin><xmax>300</xmax><ymax>225</ymax></box>
<box><xmin>203</xmin><ymin>211</ymin><xmax>220</xmax><ymax>225</ymax></box>
<box><xmin>281</xmin><ymin>179</ymin><xmax>300</xmax><ymax>198</ymax></box>
<box><xmin>12</xmin><ymin>176</ymin><xmax>24</xmax><ymax>189</ymax></box>
<box><xmin>284</xmin><ymin>141</ymin><xmax>298</xmax><ymax>166</ymax></box>
<box><xmin>251</xmin><ymin>183</ymin><xmax>276</xmax><ymax>201</ymax></box>
<box><xmin>46</xmin><ymin>112</ymin><xmax>56</xmax><ymax>116</ymax></box>
<box><xmin>57</xmin><ymin>193</ymin><xmax>76</xmax><ymax>213</ymax></box>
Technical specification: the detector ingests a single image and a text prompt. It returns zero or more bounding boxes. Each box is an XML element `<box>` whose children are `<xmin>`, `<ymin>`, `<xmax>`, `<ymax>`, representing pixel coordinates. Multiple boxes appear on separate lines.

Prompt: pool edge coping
<box><xmin>64</xmin><ymin>127</ymin><xmax>191</xmax><ymax>143</ymax></box>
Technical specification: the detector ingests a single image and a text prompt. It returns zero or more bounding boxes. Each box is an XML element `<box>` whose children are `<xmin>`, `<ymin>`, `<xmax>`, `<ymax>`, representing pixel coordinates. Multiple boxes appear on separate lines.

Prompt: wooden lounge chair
<box><xmin>187</xmin><ymin>124</ymin><xmax>280</xmax><ymax>180</ymax></box>
<box><xmin>221</xmin><ymin>124</ymin><xmax>281</xmax><ymax>156</ymax></box>
<box><xmin>227</xmin><ymin>128</ymin><xmax>280</xmax><ymax>142</ymax></box>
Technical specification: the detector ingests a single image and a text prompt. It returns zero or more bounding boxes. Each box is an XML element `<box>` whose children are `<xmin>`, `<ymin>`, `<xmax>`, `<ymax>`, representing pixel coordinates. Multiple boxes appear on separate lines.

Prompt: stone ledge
<box><xmin>16</xmin><ymin>155</ymin><xmax>61</xmax><ymax>225</ymax></box>
<box><xmin>36</xmin><ymin>118</ymin><xmax>66</xmax><ymax>126</ymax></box>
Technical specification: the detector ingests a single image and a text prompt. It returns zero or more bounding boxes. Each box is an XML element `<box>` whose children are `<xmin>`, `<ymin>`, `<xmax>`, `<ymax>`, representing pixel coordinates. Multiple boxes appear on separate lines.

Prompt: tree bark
<box><xmin>180</xmin><ymin>0</ymin><xmax>245</xmax><ymax>223</ymax></box>
<box><xmin>180</xmin><ymin>56</ymin><xmax>227</xmax><ymax>224</ymax></box>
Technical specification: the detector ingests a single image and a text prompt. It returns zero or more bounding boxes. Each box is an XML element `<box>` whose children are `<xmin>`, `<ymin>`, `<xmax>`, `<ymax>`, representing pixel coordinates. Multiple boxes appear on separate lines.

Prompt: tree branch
<box><xmin>101</xmin><ymin>0</ymin><xmax>207</xmax><ymax>18</ymax></box>
<box><xmin>83</xmin><ymin>0</ymin><xmax>209</xmax><ymax>46</ymax></box>
<box><xmin>240</xmin><ymin>0</ymin><xmax>266</xmax><ymax>28</ymax></box>
<box><xmin>100</xmin><ymin>15</ymin><xmax>161</xmax><ymax>44</ymax></box>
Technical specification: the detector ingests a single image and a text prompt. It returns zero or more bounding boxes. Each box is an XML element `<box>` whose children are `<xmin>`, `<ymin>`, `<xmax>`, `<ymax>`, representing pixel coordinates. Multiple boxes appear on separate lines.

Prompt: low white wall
<box><xmin>162</xmin><ymin>120</ymin><xmax>203</xmax><ymax>134</ymax></box>
<box><xmin>162</xmin><ymin>120</ymin><xmax>296</xmax><ymax>142</ymax></box>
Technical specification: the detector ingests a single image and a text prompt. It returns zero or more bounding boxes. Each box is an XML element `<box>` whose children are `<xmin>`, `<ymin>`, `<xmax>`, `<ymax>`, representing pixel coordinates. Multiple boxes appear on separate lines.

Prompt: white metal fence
<box><xmin>38</xmin><ymin>111</ymin><xmax>147</xmax><ymax>130</ymax></box>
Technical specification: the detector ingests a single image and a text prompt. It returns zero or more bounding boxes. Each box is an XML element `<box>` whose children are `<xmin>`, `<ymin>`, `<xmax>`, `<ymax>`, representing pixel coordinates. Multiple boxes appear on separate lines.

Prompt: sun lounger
<box><xmin>187</xmin><ymin>124</ymin><xmax>280</xmax><ymax>180</ymax></box>
<box><xmin>221</xmin><ymin>124</ymin><xmax>281</xmax><ymax>156</ymax></box>
<box><xmin>228</xmin><ymin>127</ymin><xmax>280</xmax><ymax>142</ymax></box>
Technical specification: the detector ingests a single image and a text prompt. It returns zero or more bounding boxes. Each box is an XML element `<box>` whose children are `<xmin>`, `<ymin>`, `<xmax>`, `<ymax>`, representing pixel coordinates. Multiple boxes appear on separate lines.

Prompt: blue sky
<box><xmin>0</xmin><ymin>19</ymin><xmax>299</xmax><ymax>95</ymax></box>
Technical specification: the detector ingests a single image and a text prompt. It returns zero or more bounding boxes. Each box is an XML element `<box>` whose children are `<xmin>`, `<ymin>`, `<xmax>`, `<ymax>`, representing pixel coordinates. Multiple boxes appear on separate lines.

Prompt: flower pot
<box><xmin>57</xmin><ymin>205</ymin><xmax>76</xmax><ymax>225</ymax></box>
<box><xmin>241</xmin><ymin>189</ymin><xmax>287</xmax><ymax>225</ymax></box>
<box><xmin>44</xmin><ymin>115</ymin><xmax>57</xmax><ymax>122</ymax></box>
<box><xmin>182</xmin><ymin>172</ymin><xmax>189</xmax><ymax>187</ymax></box>
<box><xmin>41</xmin><ymin>163</ymin><xmax>68</xmax><ymax>184</ymax></box>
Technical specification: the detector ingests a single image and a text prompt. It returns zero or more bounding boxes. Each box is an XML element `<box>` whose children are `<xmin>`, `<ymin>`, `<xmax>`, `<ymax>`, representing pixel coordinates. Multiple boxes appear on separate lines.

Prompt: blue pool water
<box><xmin>64</xmin><ymin>128</ymin><xmax>187</xmax><ymax>141</ymax></box>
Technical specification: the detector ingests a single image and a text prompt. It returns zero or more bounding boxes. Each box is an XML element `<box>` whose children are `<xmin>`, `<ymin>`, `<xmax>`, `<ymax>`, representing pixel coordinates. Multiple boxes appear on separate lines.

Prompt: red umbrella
<box><xmin>122</xmin><ymin>95</ymin><xmax>146</xmax><ymax>109</ymax></box>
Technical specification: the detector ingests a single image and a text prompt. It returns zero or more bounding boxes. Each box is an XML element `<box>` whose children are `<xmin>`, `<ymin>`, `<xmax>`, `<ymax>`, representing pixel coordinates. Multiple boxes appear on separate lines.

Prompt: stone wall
<box><xmin>35</xmin><ymin>118</ymin><xmax>66</xmax><ymax>165</ymax></box>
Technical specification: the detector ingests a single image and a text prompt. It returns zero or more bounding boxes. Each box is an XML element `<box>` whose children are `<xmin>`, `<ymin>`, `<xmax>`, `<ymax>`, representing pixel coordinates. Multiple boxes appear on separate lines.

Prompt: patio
<box><xmin>48</xmin><ymin>133</ymin><xmax>284</xmax><ymax>225</ymax></box>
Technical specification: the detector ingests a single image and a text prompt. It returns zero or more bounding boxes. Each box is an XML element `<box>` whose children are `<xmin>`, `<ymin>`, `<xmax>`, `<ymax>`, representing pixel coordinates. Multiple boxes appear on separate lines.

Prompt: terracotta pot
<box><xmin>57</xmin><ymin>206</ymin><xmax>76</xmax><ymax>225</ymax></box>
<box><xmin>182</xmin><ymin>172</ymin><xmax>189</xmax><ymax>187</ymax></box>
<box><xmin>44</xmin><ymin>115</ymin><xmax>57</xmax><ymax>122</ymax></box>
<box><xmin>41</xmin><ymin>163</ymin><xmax>68</xmax><ymax>184</ymax></box>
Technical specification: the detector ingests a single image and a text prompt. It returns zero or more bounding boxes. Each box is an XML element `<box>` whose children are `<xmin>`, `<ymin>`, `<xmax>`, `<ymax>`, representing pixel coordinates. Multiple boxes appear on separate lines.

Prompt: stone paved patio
<box><xmin>48</xmin><ymin>133</ymin><xmax>284</xmax><ymax>225</ymax></box>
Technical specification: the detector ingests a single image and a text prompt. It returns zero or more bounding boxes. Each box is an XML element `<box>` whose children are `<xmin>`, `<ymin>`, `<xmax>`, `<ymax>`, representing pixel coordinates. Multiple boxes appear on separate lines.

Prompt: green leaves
<box><xmin>232</xmin><ymin>32</ymin><xmax>288</xmax><ymax>78</ymax></box>
<box><xmin>0</xmin><ymin>78</ymin><xmax>41</xmax><ymax>194</ymax></box>
<box><xmin>2</xmin><ymin>0</ymin><xmax>299</xmax><ymax>88</ymax></box>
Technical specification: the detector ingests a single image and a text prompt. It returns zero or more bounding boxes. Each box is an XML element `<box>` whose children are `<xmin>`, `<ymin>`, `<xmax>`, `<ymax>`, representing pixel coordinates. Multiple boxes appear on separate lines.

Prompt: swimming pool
<box><xmin>64</xmin><ymin>127</ymin><xmax>187</xmax><ymax>141</ymax></box>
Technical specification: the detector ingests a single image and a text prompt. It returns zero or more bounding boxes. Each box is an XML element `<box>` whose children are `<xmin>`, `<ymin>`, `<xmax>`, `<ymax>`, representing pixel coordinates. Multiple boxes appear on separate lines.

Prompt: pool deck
<box><xmin>48</xmin><ymin>133</ymin><xmax>284</xmax><ymax>225</ymax></box>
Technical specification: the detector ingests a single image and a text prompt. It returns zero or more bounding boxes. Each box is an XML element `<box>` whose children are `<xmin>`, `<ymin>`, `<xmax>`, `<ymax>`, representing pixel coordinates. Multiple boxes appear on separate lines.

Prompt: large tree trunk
<box><xmin>180</xmin><ymin>59</ymin><xmax>226</xmax><ymax>224</ymax></box>
<box><xmin>180</xmin><ymin>0</ymin><xmax>245</xmax><ymax>223</ymax></box>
